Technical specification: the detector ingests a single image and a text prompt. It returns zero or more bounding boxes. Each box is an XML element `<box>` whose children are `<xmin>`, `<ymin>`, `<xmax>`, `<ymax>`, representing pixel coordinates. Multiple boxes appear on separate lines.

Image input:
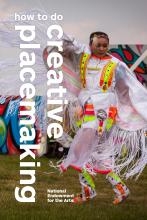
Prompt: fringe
<box><xmin>109</xmin><ymin>126</ymin><xmax>147</xmax><ymax>179</ymax></box>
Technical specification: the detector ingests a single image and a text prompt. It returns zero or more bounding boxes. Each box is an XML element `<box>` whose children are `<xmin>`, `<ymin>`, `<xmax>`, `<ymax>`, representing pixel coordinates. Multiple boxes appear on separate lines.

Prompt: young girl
<box><xmin>59</xmin><ymin>32</ymin><xmax>147</xmax><ymax>205</ymax></box>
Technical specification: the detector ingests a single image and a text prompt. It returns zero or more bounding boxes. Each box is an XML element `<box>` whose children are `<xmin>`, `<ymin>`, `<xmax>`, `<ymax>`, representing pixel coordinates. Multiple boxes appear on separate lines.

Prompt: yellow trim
<box><xmin>80</xmin><ymin>53</ymin><xmax>91</xmax><ymax>88</ymax></box>
<box><xmin>100</xmin><ymin>61</ymin><xmax>117</xmax><ymax>92</ymax></box>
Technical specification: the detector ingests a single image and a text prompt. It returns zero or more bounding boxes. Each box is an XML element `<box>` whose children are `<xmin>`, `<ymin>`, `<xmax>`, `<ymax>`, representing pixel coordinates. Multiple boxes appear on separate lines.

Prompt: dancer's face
<box><xmin>90</xmin><ymin>36</ymin><xmax>109</xmax><ymax>57</ymax></box>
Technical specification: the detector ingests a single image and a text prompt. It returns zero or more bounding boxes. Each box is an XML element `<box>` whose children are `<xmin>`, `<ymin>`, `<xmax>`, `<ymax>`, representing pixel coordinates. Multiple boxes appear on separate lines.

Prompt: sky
<box><xmin>0</xmin><ymin>0</ymin><xmax>147</xmax><ymax>44</ymax></box>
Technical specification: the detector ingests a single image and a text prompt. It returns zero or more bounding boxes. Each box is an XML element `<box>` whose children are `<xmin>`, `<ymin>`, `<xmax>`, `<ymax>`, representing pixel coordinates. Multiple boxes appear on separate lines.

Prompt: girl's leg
<box><xmin>106</xmin><ymin>171</ymin><xmax>130</xmax><ymax>205</ymax></box>
<box><xmin>73</xmin><ymin>171</ymin><xmax>96</xmax><ymax>203</ymax></box>
<box><xmin>62</xmin><ymin>128</ymin><xmax>97</xmax><ymax>171</ymax></box>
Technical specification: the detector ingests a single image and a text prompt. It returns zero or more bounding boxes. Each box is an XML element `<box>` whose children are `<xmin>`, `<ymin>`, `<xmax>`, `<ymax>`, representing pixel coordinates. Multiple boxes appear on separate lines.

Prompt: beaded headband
<box><xmin>92</xmin><ymin>34</ymin><xmax>109</xmax><ymax>41</ymax></box>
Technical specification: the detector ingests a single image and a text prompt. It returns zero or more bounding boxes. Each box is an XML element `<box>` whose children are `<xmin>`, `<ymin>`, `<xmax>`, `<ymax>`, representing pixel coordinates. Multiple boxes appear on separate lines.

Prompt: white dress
<box><xmin>61</xmin><ymin>39</ymin><xmax>147</xmax><ymax>179</ymax></box>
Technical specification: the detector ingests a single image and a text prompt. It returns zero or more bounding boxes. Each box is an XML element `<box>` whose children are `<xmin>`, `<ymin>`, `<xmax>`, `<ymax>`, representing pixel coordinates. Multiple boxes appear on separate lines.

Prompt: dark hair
<box><xmin>89</xmin><ymin>32</ymin><xmax>109</xmax><ymax>45</ymax></box>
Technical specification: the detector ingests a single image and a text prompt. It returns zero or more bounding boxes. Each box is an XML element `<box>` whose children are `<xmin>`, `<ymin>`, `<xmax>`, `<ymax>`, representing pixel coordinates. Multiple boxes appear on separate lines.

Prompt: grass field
<box><xmin>0</xmin><ymin>155</ymin><xmax>147</xmax><ymax>220</ymax></box>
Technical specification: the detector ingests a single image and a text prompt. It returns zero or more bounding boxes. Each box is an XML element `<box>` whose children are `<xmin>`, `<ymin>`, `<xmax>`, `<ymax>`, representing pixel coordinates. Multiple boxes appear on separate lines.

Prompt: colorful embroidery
<box><xmin>99</xmin><ymin>61</ymin><xmax>117</xmax><ymax>92</ymax></box>
<box><xmin>96</xmin><ymin>109</ymin><xmax>107</xmax><ymax>135</ymax></box>
<box><xmin>106</xmin><ymin>106</ymin><xmax>117</xmax><ymax>131</ymax></box>
<box><xmin>81</xmin><ymin>169</ymin><xmax>95</xmax><ymax>190</ymax></box>
<box><xmin>83</xmin><ymin>103</ymin><xmax>96</xmax><ymax>122</ymax></box>
<box><xmin>80</xmin><ymin>53</ymin><xmax>91</xmax><ymax>88</ymax></box>
<box><xmin>106</xmin><ymin>172</ymin><xmax>130</xmax><ymax>205</ymax></box>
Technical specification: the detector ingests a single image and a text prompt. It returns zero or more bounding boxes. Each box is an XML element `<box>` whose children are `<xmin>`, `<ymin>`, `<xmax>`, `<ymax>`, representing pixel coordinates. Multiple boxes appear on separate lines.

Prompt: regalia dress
<box><xmin>59</xmin><ymin>38</ymin><xmax>147</xmax><ymax>180</ymax></box>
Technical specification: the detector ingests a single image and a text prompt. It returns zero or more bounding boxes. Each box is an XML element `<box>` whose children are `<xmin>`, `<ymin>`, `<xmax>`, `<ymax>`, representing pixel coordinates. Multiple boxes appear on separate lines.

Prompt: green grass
<box><xmin>0</xmin><ymin>155</ymin><xmax>147</xmax><ymax>220</ymax></box>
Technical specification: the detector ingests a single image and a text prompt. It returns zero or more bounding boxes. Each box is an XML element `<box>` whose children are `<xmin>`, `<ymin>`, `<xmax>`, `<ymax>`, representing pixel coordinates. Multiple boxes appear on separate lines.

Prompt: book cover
<box><xmin>0</xmin><ymin>0</ymin><xmax>147</xmax><ymax>219</ymax></box>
